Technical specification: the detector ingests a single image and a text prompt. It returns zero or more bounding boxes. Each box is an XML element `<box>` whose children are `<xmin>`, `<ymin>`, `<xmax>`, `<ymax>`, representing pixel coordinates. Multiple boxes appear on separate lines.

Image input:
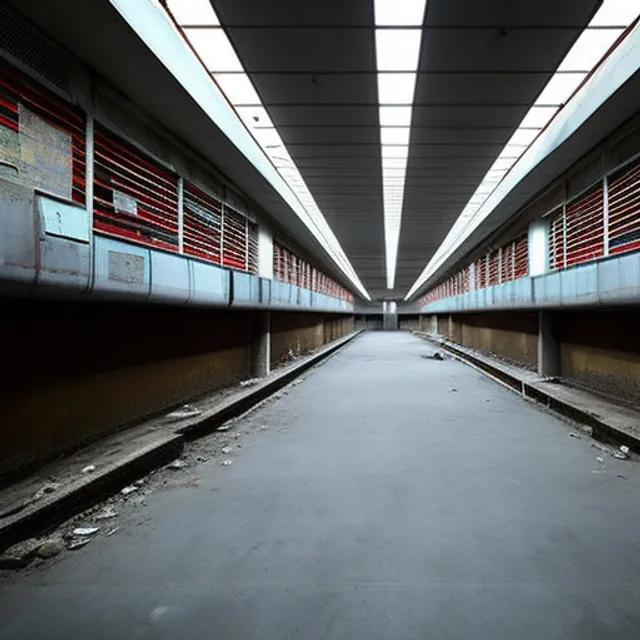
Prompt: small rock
<box><xmin>94</xmin><ymin>507</ymin><xmax>118</xmax><ymax>521</ymax></box>
<box><xmin>37</xmin><ymin>537</ymin><xmax>65</xmax><ymax>558</ymax></box>
<box><xmin>221</xmin><ymin>446</ymin><xmax>232</xmax><ymax>455</ymax></box>
<box><xmin>616</xmin><ymin>445</ymin><xmax>631</xmax><ymax>460</ymax></box>
<box><xmin>73</xmin><ymin>527</ymin><xmax>99</xmax><ymax>537</ymax></box>
<box><xmin>121</xmin><ymin>486</ymin><xmax>138</xmax><ymax>496</ymax></box>
<box><xmin>135</xmin><ymin>479</ymin><xmax>145</xmax><ymax>486</ymax></box>
<box><xmin>166</xmin><ymin>459</ymin><xmax>188</xmax><ymax>470</ymax></box>
<box><xmin>217</xmin><ymin>424</ymin><xmax>231</xmax><ymax>432</ymax></box>
<box><xmin>68</xmin><ymin>538</ymin><xmax>92</xmax><ymax>551</ymax></box>
<box><xmin>569</xmin><ymin>432</ymin><xmax>580</xmax><ymax>438</ymax></box>
<box><xmin>221</xmin><ymin>460</ymin><xmax>233</xmax><ymax>467</ymax></box>
<box><xmin>450</xmin><ymin>388</ymin><xmax>458</xmax><ymax>393</ymax></box>
<box><xmin>81</xmin><ymin>464</ymin><xmax>96</xmax><ymax>474</ymax></box>
<box><xmin>240</xmin><ymin>378</ymin><xmax>260</xmax><ymax>387</ymax></box>
<box><xmin>596</xmin><ymin>457</ymin><xmax>604</xmax><ymax>464</ymax></box>
<box><xmin>166</xmin><ymin>404</ymin><xmax>201</xmax><ymax>421</ymax></box>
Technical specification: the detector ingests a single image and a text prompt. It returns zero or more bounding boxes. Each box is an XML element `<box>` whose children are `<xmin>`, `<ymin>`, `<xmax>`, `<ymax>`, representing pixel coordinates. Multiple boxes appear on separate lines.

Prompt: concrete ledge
<box><xmin>0</xmin><ymin>332</ymin><xmax>361</xmax><ymax>554</ymax></box>
<box><xmin>414</xmin><ymin>331</ymin><xmax>640</xmax><ymax>450</ymax></box>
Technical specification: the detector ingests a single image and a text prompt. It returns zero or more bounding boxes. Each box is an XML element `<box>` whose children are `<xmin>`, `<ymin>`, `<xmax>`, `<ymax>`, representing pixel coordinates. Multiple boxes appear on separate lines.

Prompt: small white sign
<box><xmin>113</xmin><ymin>190</ymin><xmax>138</xmax><ymax>216</ymax></box>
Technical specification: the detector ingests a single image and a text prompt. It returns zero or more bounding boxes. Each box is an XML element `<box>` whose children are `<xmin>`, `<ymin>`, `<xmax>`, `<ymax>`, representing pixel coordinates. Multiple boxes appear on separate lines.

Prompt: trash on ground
<box><xmin>166</xmin><ymin>459</ymin><xmax>188</xmax><ymax>470</ymax></box>
<box><xmin>36</xmin><ymin>536</ymin><xmax>65</xmax><ymax>558</ymax></box>
<box><xmin>596</xmin><ymin>457</ymin><xmax>604</xmax><ymax>464</ymax></box>
<box><xmin>68</xmin><ymin>538</ymin><xmax>92</xmax><ymax>551</ymax></box>
<box><xmin>569</xmin><ymin>432</ymin><xmax>581</xmax><ymax>438</ymax></box>
<box><xmin>221</xmin><ymin>446</ymin><xmax>232</xmax><ymax>455</ymax></box>
<box><xmin>72</xmin><ymin>527</ymin><xmax>99</xmax><ymax>537</ymax></box>
<box><xmin>240</xmin><ymin>378</ymin><xmax>260</xmax><ymax>387</ymax></box>
<box><xmin>135</xmin><ymin>479</ymin><xmax>145</xmax><ymax>486</ymax></box>
<box><xmin>615</xmin><ymin>445</ymin><xmax>631</xmax><ymax>460</ymax></box>
<box><xmin>81</xmin><ymin>464</ymin><xmax>96</xmax><ymax>474</ymax></box>
<box><xmin>32</xmin><ymin>482</ymin><xmax>60</xmax><ymax>501</ymax></box>
<box><xmin>217</xmin><ymin>424</ymin><xmax>231</xmax><ymax>432</ymax></box>
<box><xmin>105</xmin><ymin>527</ymin><xmax>119</xmax><ymax>537</ymax></box>
<box><xmin>94</xmin><ymin>507</ymin><xmax>118</xmax><ymax>521</ymax></box>
<box><xmin>120</xmin><ymin>486</ymin><xmax>138</xmax><ymax>496</ymax></box>
<box><xmin>423</xmin><ymin>352</ymin><xmax>445</xmax><ymax>361</ymax></box>
<box><xmin>221</xmin><ymin>460</ymin><xmax>233</xmax><ymax>467</ymax></box>
<box><xmin>166</xmin><ymin>404</ymin><xmax>201</xmax><ymax>421</ymax></box>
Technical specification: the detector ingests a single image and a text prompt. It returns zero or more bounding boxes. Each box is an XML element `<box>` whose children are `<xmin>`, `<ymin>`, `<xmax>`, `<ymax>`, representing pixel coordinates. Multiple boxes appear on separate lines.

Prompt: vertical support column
<box><xmin>538</xmin><ymin>311</ymin><xmax>561</xmax><ymax>377</ymax></box>
<box><xmin>448</xmin><ymin>314</ymin><xmax>454</xmax><ymax>340</ymax></box>
<box><xmin>251</xmin><ymin>311</ymin><xmax>271</xmax><ymax>378</ymax></box>
<box><xmin>603</xmin><ymin>175</ymin><xmax>610</xmax><ymax>257</ymax></box>
<box><xmin>528</xmin><ymin>218</ymin><xmax>550</xmax><ymax>277</ymax></box>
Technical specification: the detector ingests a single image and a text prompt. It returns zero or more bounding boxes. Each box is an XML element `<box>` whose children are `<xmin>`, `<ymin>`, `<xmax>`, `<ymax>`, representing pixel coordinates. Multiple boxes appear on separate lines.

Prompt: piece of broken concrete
<box><xmin>36</xmin><ymin>536</ymin><xmax>65</xmax><ymax>558</ymax></box>
<box><xmin>94</xmin><ymin>506</ymin><xmax>118</xmax><ymax>521</ymax></box>
<box><xmin>0</xmin><ymin>538</ymin><xmax>42</xmax><ymax>567</ymax></box>
<box><xmin>221</xmin><ymin>460</ymin><xmax>233</xmax><ymax>467</ymax></box>
<box><xmin>68</xmin><ymin>538</ymin><xmax>92</xmax><ymax>551</ymax></box>
<box><xmin>72</xmin><ymin>527</ymin><xmax>99</xmax><ymax>537</ymax></box>
<box><xmin>121</xmin><ymin>486</ymin><xmax>138</xmax><ymax>496</ymax></box>
<box><xmin>81</xmin><ymin>464</ymin><xmax>96</xmax><ymax>474</ymax></box>
<box><xmin>221</xmin><ymin>446</ymin><xmax>232</xmax><ymax>455</ymax></box>
<box><xmin>166</xmin><ymin>459</ymin><xmax>188</xmax><ymax>470</ymax></box>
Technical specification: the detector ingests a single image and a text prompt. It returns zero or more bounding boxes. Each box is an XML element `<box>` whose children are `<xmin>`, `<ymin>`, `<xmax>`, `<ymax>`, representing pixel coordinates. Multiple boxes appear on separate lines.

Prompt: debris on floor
<box><xmin>569</xmin><ymin>432</ymin><xmax>581</xmax><ymax>438</ymax></box>
<box><xmin>32</xmin><ymin>482</ymin><xmax>59</xmax><ymax>501</ymax></box>
<box><xmin>614</xmin><ymin>445</ymin><xmax>631</xmax><ymax>460</ymax></box>
<box><xmin>422</xmin><ymin>352</ymin><xmax>446</xmax><ymax>361</ymax></box>
<box><xmin>221</xmin><ymin>460</ymin><xmax>233</xmax><ymax>467</ymax></box>
<box><xmin>36</xmin><ymin>536</ymin><xmax>65</xmax><ymax>558</ymax></box>
<box><xmin>68</xmin><ymin>538</ymin><xmax>92</xmax><ymax>551</ymax></box>
<box><xmin>94</xmin><ymin>506</ymin><xmax>118</xmax><ymax>521</ymax></box>
<box><xmin>596</xmin><ymin>457</ymin><xmax>605</xmax><ymax>464</ymax></box>
<box><xmin>81</xmin><ymin>464</ymin><xmax>96</xmax><ymax>474</ymax></box>
<box><xmin>0</xmin><ymin>538</ymin><xmax>42</xmax><ymax>567</ymax></box>
<box><xmin>239</xmin><ymin>378</ymin><xmax>261</xmax><ymax>387</ymax></box>
<box><xmin>220</xmin><ymin>446</ymin><xmax>232</xmax><ymax>455</ymax></box>
<box><xmin>105</xmin><ymin>527</ymin><xmax>119</xmax><ymax>537</ymax></box>
<box><xmin>72</xmin><ymin>527</ymin><xmax>99</xmax><ymax>537</ymax></box>
<box><xmin>166</xmin><ymin>459</ymin><xmax>188</xmax><ymax>470</ymax></box>
<box><xmin>120</xmin><ymin>486</ymin><xmax>138</xmax><ymax>496</ymax></box>
<box><xmin>166</xmin><ymin>404</ymin><xmax>201</xmax><ymax>421</ymax></box>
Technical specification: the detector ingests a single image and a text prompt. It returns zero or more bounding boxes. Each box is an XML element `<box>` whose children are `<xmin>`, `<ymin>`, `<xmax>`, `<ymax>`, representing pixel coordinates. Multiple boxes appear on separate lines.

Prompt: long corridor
<box><xmin>2</xmin><ymin>332</ymin><xmax>640</xmax><ymax>639</ymax></box>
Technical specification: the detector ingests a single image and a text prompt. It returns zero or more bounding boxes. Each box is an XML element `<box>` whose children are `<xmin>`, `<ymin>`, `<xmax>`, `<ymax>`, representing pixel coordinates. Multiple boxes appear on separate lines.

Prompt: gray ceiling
<box><xmin>213</xmin><ymin>0</ymin><xmax>602</xmax><ymax>299</ymax></box>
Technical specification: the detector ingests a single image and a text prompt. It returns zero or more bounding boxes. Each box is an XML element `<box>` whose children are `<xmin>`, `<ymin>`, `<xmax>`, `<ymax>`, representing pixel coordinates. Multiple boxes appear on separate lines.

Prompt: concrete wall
<box><xmin>270</xmin><ymin>312</ymin><xmax>353</xmax><ymax>369</ymax></box>
<box><xmin>558</xmin><ymin>310</ymin><xmax>640</xmax><ymax>404</ymax></box>
<box><xmin>435</xmin><ymin>312</ymin><xmax>539</xmax><ymax>368</ymax></box>
<box><xmin>355</xmin><ymin>315</ymin><xmax>383</xmax><ymax>331</ymax></box>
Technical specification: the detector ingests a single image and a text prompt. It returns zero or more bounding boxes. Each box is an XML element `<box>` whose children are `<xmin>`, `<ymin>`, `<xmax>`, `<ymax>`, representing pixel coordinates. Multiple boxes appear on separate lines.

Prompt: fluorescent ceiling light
<box><xmin>507</xmin><ymin>128</ymin><xmax>541</xmax><ymax>146</ymax></box>
<box><xmin>213</xmin><ymin>73</ymin><xmax>261</xmax><ymax>105</ymax></box>
<box><xmin>377</xmin><ymin>73</ymin><xmax>417</xmax><ymax>104</ymax></box>
<box><xmin>535</xmin><ymin>73</ymin><xmax>587</xmax><ymax>105</ymax></box>
<box><xmin>558</xmin><ymin>28</ymin><xmax>624</xmax><ymax>71</ymax></box>
<box><xmin>166</xmin><ymin>0</ymin><xmax>219</xmax><ymax>25</ymax></box>
<box><xmin>252</xmin><ymin>128</ymin><xmax>284</xmax><ymax>147</ymax></box>
<box><xmin>591</xmin><ymin>0</ymin><xmax>640</xmax><ymax>26</ymax></box>
<box><xmin>381</xmin><ymin>145</ymin><xmax>409</xmax><ymax>159</ymax></box>
<box><xmin>375</xmin><ymin>30</ymin><xmax>422</xmax><ymax>70</ymax></box>
<box><xmin>379</xmin><ymin>106</ymin><xmax>413</xmax><ymax>126</ymax></box>
<box><xmin>235</xmin><ymin>106</ymin><xmax>274</xmax><ymax>129</ymax></box>
<box><xmin>374</xmin><ymin>0</ymin><xmax>427</xmax><ymax>26</ymax></box>
<box><xmin>380</xmin><ymin>127</ymin><xmax>411</xmax><ymax>145</ymax></box>
<box><xmin>518</xmin><ymin>106</ymin><xmax>559</xmax><ymax>129</ymax></box>
<box><xmin>184</xmin><ymin>28</ymin><xmax>243</xmax><ymax>71</ymax></box>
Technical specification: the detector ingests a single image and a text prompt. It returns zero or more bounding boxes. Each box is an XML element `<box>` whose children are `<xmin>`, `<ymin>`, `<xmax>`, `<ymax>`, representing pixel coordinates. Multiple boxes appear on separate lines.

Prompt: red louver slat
<box><xmin>565</xmin><ymin>185</ymin><xmax>604</xmax><ymax>267</ymax></box>
<box><xmin>608</xmin><ymin>160</ymin><xmax>640</xmax><ymax>255</ymax></box>
<box><xmin>183</xmin><ymin>181</ymin><xmax>222</xmax><ymax>264</ymax></box>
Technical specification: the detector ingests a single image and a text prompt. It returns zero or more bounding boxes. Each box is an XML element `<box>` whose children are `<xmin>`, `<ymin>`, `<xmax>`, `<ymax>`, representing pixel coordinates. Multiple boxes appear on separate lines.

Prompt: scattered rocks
<box><xmin>94</xmin><ymin>506</ymin><xmax>118</xmax><ymax>521</ymax></box>
<box><xmin>166</xmin><ymin>459</ymin><xmax>188</xmax><ymax>470</ymax></box>
<box><xmin>72</xmin><ymin>527</ymin><xmax>99</xmax><ymax>537</ymax></box>
<box><xmin>166</xmin><ymin>404</ymin><xmax>201</xmax><ymax>421</ymax></box>
<box><xmin>221</xmin><ymin>460</ymin><xmax>233</xmax><ymax>467</ymax></box>
<box><xmin>36</xmin><ymin>536</ymin><xmax>65</xmax><ymax>558</ymax></box>
<box><xmin>220</xmin><ymin>446</ymin><xmax>232</xmax><ymax>455</ymax></box>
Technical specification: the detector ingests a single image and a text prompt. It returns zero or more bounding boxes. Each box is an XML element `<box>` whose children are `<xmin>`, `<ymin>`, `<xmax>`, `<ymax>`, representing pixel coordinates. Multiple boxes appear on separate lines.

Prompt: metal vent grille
<box><xmin>549</xmin><ymin>209</ymin><xmax>565</xmax><ymax>270</ymax></box>
<box><xmin>94</xmin><ymin>124</ymin><xmax>179</xmax><ymax>251</ymax></box>
<box><xmin>501</xmin><ymin>243</ymin><xmax>514</xmax><ymax>282</ymax></box>
<box><xmin>608</xmin><ymin>159</ymin><xmax>640</xmax><ymax>255</ymax></box>
<box><xmin>183</xmin><ymin>181</ymin><xmax>222</xmax><ymax>264</ymax></box>
<box><xmin>565</xmin><ymin>184</ymin><xmax>604</xmax><ymax>267</ymax></box>
<box><xmin>247</xmin><ymin>221</ymin><xmax>259</xmax><ymax>274</ymax></box>
<box><xmin>514</xmin><ymin>235</ymin><xmax>528</xmax><ymax>278</ymax></box>
<box><xmin>222</xmin><ymin>205</ymin><xmax>247</xmax><ymax>270</ymax></box>
<box><xmin>0</xmin><ymin>3</ymin><xmax>71</xmax><ymax>95</ymax></box>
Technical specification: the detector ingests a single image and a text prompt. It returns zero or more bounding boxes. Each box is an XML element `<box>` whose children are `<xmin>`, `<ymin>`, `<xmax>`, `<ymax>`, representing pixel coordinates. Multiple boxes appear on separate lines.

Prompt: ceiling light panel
<box><xmin>166</xmin><ymin>0</ymin><xmax>219</xmax><ymax>26</ymax></box>
<box><xmin>374</xmin><ymin>0</ymin><xmax>428</xmax><ymax>26</ymax></box>
<box><xmin>406</xmin><ymin>0</ymin><xmax>640</xmax><ymax>300</ymax></box>
<box><xmin>184</xmin><ymin>28</ymin><xmax>243</xmax><ymax>71</ymax></box>
<box><xmin>375</xmin><ymin>4</ymin><xmax>427</xmax><ymax>289</ymax></box>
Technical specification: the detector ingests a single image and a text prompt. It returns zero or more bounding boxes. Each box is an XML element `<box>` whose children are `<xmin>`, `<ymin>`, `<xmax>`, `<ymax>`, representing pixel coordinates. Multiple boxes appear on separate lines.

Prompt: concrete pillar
<box><xmin>538</xmin><ymin>311</ymin><xmax>561</xmax><ymax>377</ymax></box>
<box><xmin>448</xmin><ymin>315</ymin><xmax>454</xmax><ymax>340</ymax></box>
<box><xmin>251</xmin><ymin>311</ymin><xmax>271</xmax><ymax>377</ymax></box>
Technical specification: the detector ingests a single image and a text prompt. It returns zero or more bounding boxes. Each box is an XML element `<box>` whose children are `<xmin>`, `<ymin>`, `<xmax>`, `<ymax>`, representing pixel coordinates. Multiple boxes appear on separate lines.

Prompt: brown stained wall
<box><xmin>0</xmin><ymin>298</ymin><xmax>253</xmax><ymax>477</ymax></box>
<box><xmin>270</xmin><ymin>313</ymin><xmax>353</xmax><ymax>368</ymax></box>
<box><xmin>558</xmin><ymin>310</ymin><xmax>640</xmax><ymax>404</ymax></box>
<box><xmin>399</xmin><ymin>315</ymin><xmax>421</xmax><ymax>331</ymax></box>
<box><xmin>445</xmin><ymin>312</ymin><xmax>539</xmax><ymax>367</ymax></box>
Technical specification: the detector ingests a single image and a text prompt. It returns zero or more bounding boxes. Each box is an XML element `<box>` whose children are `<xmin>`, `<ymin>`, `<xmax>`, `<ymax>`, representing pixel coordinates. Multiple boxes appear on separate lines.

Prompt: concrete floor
<box><xmin>2</xmin><ymin>331</ymin><xmax>640</xmax><ymax>639</ymax></box>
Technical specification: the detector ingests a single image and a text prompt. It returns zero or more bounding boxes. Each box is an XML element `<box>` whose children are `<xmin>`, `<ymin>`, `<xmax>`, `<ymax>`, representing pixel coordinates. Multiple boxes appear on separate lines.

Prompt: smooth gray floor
<box><xmin>3</xmin><ymin>331</ymin><xmax>640</xmax><ymax>639</ymax></box>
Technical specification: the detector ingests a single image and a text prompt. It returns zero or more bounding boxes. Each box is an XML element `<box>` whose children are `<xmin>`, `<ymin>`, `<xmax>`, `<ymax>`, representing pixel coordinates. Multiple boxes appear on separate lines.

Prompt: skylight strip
<box><xmin>375</xmin><ymin>0</ymin><xmax>427</xmax><ymax>289</ymax></box>
<box><xmin>164</xmin><ymin>0</ymin><xmax>369</xmax><ymax>298</ymax></box>
<box><xmin>405</xmin><ymin>0</ymin><xmax>640</xmax><ymax>300</ymax></box>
